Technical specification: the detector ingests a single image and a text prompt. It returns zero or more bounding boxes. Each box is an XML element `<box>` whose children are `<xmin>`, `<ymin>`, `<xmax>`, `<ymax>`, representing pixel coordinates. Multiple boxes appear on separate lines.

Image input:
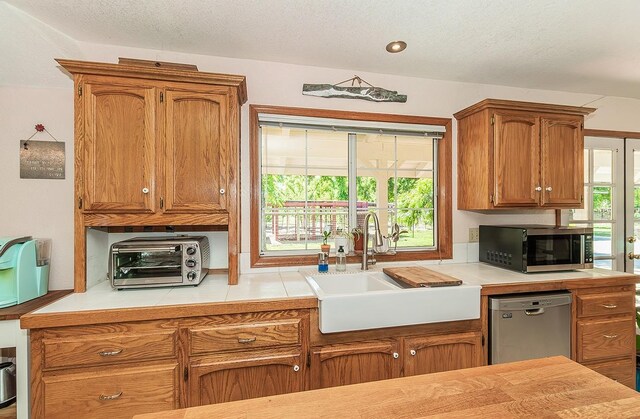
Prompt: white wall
<box><xmin>3</xmin><ymin>6</ymin><xmax>640</xmax><ymax>289</ymax></box>
<box><xmin>0</xmin><ymin>86</ymin><xmax>74</xmax><ymax>290</ymax></box>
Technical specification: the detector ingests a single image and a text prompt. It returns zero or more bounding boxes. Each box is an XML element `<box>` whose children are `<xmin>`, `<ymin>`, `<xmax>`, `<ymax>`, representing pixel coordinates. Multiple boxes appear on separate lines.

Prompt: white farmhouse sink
<box><xmin>305</xmin><ymin>270</ymin><xmax>481</xmax><ymax>333</ymax></box>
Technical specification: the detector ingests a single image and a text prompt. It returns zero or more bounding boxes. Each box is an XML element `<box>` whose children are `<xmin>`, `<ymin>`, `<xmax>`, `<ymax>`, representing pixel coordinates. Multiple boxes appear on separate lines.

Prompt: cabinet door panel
<box><xmin>493</xmin><ymin>112</ymin><xmax>540</xmax><ymax>206</ymax></box>
<box><xmin>164</xmin><ymin>89</ymin><xmax>229</xmax><ymax>212</ymax></box>
<box><xmin>189</xmin><ymin>351</ymin><xmax>304</xmax><ymax>406</ymax></box>
<box><xmin>310</xmin><ymin>340</ymin><xmax>401</xmax><ymax>389</ymax></box>
<box><xmin>84</xmin><ymin>81</ymin><xmax>157</xmax><ymax>212</ymax></box>
<box><xmin>403</xmin><ymin>331</ymin><xmax>483</xmax><ymax>376</ymax></box>
<box><xmin>540</xmin><ymin>118</ymin><xmax>583</xmax><ymax>207</ymax></box>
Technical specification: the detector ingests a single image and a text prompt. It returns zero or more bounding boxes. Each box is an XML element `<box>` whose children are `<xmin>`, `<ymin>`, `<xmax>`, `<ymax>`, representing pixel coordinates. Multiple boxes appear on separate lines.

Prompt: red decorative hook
<box><xmin>35</xmin><ymin>124</ymin><xmax>45</xmax><ymax>132</ymax></box>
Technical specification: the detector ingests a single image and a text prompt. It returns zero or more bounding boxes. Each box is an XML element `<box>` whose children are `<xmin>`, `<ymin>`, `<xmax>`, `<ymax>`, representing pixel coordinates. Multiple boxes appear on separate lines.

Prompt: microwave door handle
<box><xmin>115</xmin><ymin>246</ymin><xmax>180</xmax><ymax>253</ymax></box>
<box><xmin>580</xmin><ymin>235</ymin><xmax>585</xmax><ymax>264</ymax></box>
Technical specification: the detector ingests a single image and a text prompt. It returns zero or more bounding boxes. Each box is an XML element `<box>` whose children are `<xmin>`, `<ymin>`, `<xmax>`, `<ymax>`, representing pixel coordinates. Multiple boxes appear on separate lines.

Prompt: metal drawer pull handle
<box><xmin>98</xmin><ymin>349</ymin><xmax>123</xmax><ymax>357</ymax></box>
<box><xmin>410</xmin><ymin>349</ymin><xmax>416</xmax><ymax>356</ymax></box>
<box><xmin>601</xmin><ymin>304</ymin><xmax>617</xmax><ymax>309</ymax></box>
<box><xmin>293</xmin><ymin>365</ymin><xmax>300</xmax><ymax>372</ymax></box>
<box><xmin>603</xmin><ymin>334</ymin><xmax>618</xmax><ymax>339</ymax></box>
<box><xmin>99</xmin><ymin>391</ymin><xmax>123</xmax><ymax>400</ymax></box>
<box><xmin>238</xmin><ymin>337</ymin><xmax>257</xmax><ymax>344</ymax></box>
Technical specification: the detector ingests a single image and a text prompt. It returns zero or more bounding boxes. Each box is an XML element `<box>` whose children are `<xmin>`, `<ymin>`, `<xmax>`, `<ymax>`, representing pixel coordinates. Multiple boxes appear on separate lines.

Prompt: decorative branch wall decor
<box><xmin>303</xmin><ymin>75</ymin><xmax>407</xmax><ymax>103</ymax></box>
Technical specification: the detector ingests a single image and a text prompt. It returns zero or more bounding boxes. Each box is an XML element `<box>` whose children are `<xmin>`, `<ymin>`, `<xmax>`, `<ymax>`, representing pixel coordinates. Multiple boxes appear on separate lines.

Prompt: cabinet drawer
<box><xmin>43</xmin><ymin>363</ymin><xmax>178</xmax><ymax>419</ymax></box>
<box><xmin>576</xmin><ymin>292</ymin><xmax>634</xmax><ymax>317</ymax></box>
<box><xmin>583</xmin><ymin>358</ymin><xmax>636</xmax><ymax>389</ymax></box>
<box><xmin>577</xmin><ymin>317</ymin><xmax>635</xmax><ymax>362</ymax></box>
<box><xmin>190</xmin><ymin>319</ymin><xmax>301</xmax><ymax>355</ymax></box>
<box><xmin>43</xmin><ymin>331</ymin><xmax>177</xmax><ymax>369</ymax></box>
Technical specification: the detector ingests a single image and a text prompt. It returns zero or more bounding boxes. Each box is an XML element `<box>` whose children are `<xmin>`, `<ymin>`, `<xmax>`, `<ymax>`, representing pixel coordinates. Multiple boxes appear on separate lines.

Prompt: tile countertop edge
<box><xmin>20</xmin><ymin>296</ymin><xmax>319</xmax><ymax>330</ymax></box>
<box><xmin>19</xmin><ymin>263</ymin><xmax>640</xmax><ymax>329</ymax></box>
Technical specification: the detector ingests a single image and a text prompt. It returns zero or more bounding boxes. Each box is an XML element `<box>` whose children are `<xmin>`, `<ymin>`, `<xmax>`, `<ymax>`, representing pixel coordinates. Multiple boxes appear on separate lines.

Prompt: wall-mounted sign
<box><xmin>20</xmin><ymin>140</ymin><xmax>65</xmax><ymax>179</ymax></box>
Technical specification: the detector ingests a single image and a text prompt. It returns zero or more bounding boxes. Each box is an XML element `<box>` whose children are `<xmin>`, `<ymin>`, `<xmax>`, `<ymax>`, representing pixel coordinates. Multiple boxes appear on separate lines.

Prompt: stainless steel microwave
<box><xmin>479</xmin><ymin>225</ymin><xmax>593</xmax><ymax>273</ymax></box>
<box><xmin>109</xmin><ymin>236</ymin><xmax>210</xmax><ymax>289</ymax></box>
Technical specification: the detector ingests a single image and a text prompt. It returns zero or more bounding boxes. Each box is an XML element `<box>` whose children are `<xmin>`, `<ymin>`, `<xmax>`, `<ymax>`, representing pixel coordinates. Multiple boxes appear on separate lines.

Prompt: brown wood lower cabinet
<box><xmin>43</xmin><ymin>363</ymin><xmax>179</xmax><ymax>419</ymax></box>
<box><xmin>31</xmin><ymin>309</ymin><xmax>487</xmax><ymax>414</ymax></box>
<box><xmin>572</xmin><ymin>286</ymin><xmax>636</xmax><ymax>389</ymax></box>
<box><xmin>310</xmin><ymin>332</ymin><xmax>483</xmax><ymax>390</ymax></box>
<box><xmin>310</xmin><ymin>339</ymin><xmax>402</xmax><ymax>389</ymax></box>
<box><xmin>576</xmin><ymin>317</ymin><xmax>635</xmax><ymax>362</ymax></box>
<box><xmin>188</xmin><ymin>349</ymin><xmax>306</xmax><ymax>406</ymax></box>
<box><xmin>582</xmin><ymin>357</ymin><xmax>636</xmax><ymax>389</ymax></box>
<box><xmin>403</xmin><ymin>331</ymin><xmax>483</xmax><ymax>376</ymax></box>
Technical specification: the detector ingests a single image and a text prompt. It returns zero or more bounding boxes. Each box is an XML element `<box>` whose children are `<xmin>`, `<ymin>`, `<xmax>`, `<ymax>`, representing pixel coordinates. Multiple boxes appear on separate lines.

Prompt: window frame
<box><xmin>250</xmin><ymin>104</ymin><xmax>452</xmax><ymax>268</ymax></box>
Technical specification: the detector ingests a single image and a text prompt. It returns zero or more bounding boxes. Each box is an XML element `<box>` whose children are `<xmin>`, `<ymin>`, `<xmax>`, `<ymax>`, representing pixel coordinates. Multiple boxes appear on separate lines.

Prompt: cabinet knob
<box><xmin>219</xmin><ymin>188</ymin><xmax>226</xmax><ymax>195</ymax></box>
<box><xmin>142</xmin><ymin>187</ymin><xmax>149</xmax><ymax>194</ymax></box>
<box><xmin>393</xmin><ymin>352</ymin><xmax>399</xmax><ymax>359</ymax></box>
<box><xmin>293</xmin><ymin>365</ymin><xmax>300</xmax><ymax>372</ymax></box>
<box><xmin>545</xmin><ymin>186</ymin><xmax>553</xmax><ymax>192</ymax></box>
<box><xmin>534</xmin><ymin>186</ymin><xmax>542</xmax><ymax>192</ymax></box>
<box><xmin>410</xmin><ymin>349</ymin><xmax>416</xmax><ymax>356</ymax></box>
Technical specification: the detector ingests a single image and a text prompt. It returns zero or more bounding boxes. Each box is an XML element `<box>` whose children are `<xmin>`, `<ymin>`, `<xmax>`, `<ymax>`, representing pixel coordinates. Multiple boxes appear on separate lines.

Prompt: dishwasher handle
<box><xmin>524</xmin><ymin>308</ymin><xmax>545</xmax><ymax>316</ymax></box>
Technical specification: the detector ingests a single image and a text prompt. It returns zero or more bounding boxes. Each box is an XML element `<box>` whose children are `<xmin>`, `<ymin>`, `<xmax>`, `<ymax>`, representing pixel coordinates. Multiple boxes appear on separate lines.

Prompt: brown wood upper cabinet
<box><xmin>163</xmin><ymin>87</ymin><xmax>230</xmax><ymax>213</ymax></box>
<box><xmin>82</xmin><ymin>80</ymin><xmax>158</xmax><ymax>213</ymax></box>
<box><xmin>56</xmin><ymin>58</ymin><xmax>247</xmax><ymax>289</ymax></box>
<box><xmin>80</xmin><ymin>79</ymin><xmax>232</xmax><ymax>214</ymax></box>
<box><xmin>455</xmin><ymin>99</ymin><xmax>595</xmax><ymax>210</ymax></box>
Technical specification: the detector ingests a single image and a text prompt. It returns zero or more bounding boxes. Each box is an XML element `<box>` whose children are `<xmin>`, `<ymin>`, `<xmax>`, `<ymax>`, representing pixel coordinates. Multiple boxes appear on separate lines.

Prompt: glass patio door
<box><xmin>625</xmin><ymin>138</ymin><xmax>640</xmax><ymax>273</ymax></box>
<box><xmin>570</xmin><ymin>137</ymin><xmax>624</xmax><ymax>270</ymax></box>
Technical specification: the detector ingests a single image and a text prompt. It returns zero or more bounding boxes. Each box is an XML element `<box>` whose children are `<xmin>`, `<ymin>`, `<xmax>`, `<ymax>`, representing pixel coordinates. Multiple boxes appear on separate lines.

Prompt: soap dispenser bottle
<box><xmin>336</xmin><ymin>245</ymin><xmax>346</xmax><ymax>272</ymax></box>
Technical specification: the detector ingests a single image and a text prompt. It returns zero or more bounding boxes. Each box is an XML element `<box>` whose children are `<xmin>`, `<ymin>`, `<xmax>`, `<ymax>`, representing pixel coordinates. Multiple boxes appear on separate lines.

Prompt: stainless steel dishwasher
<box><xmin>490</xmin><ymin>291</ymin><xmax>572</xmax><ymax>364</ymax></box>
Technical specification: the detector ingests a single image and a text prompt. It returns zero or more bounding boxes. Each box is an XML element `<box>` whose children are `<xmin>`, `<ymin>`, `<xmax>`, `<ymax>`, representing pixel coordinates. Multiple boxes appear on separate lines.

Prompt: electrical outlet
<box><xmin>468</xmin><ymin>228</ymin><xmax>480</xmax><ymax>243</ymax></box>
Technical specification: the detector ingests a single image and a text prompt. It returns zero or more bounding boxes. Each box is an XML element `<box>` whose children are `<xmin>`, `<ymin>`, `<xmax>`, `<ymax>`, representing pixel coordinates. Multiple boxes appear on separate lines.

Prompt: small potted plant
<box><xmin>320</xmin><ymin>229</ymin><xmax>331</xmax><ymax>254</ymax></box>
<box><xmin>351</xmin><ymin>227</ymin><xmax>364</xmax><ymax>254</ymax></box>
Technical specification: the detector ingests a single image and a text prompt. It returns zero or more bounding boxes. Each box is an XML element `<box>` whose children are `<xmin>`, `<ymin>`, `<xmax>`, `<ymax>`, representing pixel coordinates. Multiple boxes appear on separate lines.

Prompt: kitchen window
<box><xmin>249</xmin><ymin>105</ymin><xmax>452</xmax><ymax>267</ymax></box>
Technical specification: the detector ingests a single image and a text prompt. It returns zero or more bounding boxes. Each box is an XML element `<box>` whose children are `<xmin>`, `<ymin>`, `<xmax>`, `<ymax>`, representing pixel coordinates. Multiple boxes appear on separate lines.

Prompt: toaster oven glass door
<box><xmin>112</xmin><ymin>245</ymin><xmax>184</xmax><ymax>285</ymax></box>
<box><xmin>526</xmin><ymin>234</ymin><xmax>582</xmax><ymax>267</ymax></box>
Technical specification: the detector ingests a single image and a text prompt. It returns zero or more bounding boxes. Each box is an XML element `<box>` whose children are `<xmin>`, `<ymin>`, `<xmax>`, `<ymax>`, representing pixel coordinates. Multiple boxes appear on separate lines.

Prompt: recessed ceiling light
<box><xmin>386</xmin><ymin>41</ymin><xmax>407</xmax><ymax>53</ymax></box>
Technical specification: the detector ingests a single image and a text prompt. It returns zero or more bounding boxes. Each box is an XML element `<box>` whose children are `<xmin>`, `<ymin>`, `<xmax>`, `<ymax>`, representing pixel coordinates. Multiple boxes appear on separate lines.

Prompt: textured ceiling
<box><xmin>4</xmin><ymin>0</ymin><xmax>640</xmax><ymax>98</ymax></box>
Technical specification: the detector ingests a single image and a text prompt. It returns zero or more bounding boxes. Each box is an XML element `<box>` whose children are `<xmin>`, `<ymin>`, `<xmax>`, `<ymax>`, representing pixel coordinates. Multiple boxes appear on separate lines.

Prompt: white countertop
<box><xmin>30</xmin><ymin>263</ymin><xmax>635</xmax><ymax>316</ymax></box>
<box><xmin>422</xmin><ymin>263</ymin><xmax>635</xmax><ymax>286</ymax></box>
<box><xmin>32</xmin><ymin>271</ymin><xmax>314</xmax><ymax>315</ymax></box>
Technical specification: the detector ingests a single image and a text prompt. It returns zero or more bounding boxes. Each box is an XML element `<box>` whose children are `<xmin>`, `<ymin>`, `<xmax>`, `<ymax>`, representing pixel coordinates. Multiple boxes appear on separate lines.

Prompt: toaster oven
<box><xmin>109</xmin><ymin>236</ymin><xmax>210</xmax><ymax>289</ymax></box>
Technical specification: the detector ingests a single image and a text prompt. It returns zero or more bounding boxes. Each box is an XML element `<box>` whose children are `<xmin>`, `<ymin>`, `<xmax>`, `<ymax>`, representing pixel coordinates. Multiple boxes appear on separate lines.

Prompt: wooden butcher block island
<box><xmin>135</xmin><ymin>356</ymin><xmax>640</xmax><ymax>418</ymax></box>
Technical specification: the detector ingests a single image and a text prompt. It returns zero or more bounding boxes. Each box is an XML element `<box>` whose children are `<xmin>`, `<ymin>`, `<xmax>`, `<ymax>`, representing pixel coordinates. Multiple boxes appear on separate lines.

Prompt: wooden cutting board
<box><xmin>382</xmin><ymin>266</ymin><xmax>462</xmax><ymax>288</ymax></box>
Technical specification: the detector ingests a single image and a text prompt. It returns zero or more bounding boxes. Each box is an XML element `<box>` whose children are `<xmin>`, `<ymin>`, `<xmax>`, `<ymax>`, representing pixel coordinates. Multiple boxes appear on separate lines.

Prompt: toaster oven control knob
<box><xmin>185</xmin><ymin>259</ymin><xmax>197</xmax><ymax>268</ymax></box>
<box><xmin>186</xmin><ymin>246</ymin><xmax>197</xmax><ymax>256</ymax></box>
<box><xmin>187</xmin><ymin>271</ymin><xmax>197</xmax><ymax>281</ymax></box>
